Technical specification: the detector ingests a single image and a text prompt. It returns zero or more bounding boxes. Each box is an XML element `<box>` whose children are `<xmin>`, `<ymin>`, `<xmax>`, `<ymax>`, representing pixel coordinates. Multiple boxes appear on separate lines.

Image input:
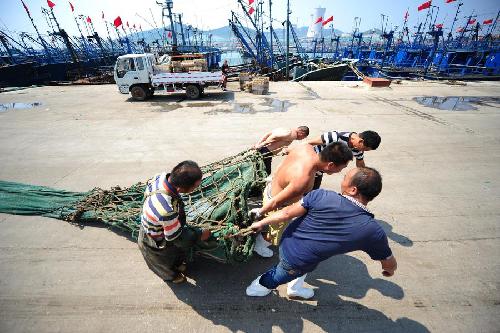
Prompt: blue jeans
<box><xmin>259</xmin><ymin>248</ymin><xmax>306</xmax><ymax>289</ymax></box>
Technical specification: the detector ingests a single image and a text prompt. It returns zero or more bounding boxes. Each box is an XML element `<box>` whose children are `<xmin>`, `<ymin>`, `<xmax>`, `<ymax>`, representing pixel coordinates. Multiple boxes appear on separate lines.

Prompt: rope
<box><xmin>348</xmin><ymin>61</ymin><xmax>367</xmax><ymax>80</ymax></box>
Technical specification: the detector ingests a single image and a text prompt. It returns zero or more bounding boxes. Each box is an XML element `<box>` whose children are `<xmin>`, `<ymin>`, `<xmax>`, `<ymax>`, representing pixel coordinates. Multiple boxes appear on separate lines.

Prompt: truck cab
<box><xmin>114</xmin><ymin>54</ymin><xmax>155</xmax><ymax>97</ymax></box>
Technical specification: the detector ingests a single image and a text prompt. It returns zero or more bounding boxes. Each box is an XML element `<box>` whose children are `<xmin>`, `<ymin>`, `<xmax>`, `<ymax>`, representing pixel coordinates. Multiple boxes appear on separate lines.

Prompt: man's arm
<box><xmin>260</xmin><ymin>180</ymin><xmax>308</xmax><ymax>215</ymax></box>
<box><xmin>251</xmin><ymin>202</ymin><xmax>307</xmax><ymax>230</ymax></box>
<box><xmin>254</xmin><ymin>132</ymin><xmax>271</xmax><ymax>148</ymax></box>
<box><xmin>356</xmin><ymin>159</ymin><xmax>365</xmax><ymax>168</ymax></box>
<box><xmin>306</xmin><ymin>135</ymin><xmax>323</xmax><ymax>146</ymax></box>
<box><xmin>380</xmin><ymin>255</ymin><xmax>397</xmax><ymax>277</ymax></box>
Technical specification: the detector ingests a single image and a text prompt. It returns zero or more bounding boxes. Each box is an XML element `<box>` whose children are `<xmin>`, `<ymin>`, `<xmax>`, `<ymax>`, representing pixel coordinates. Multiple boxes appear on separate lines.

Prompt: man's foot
<box><xmin>254</xmin><ymin>233</ymin><xmax>273</xmax><ymax>258</ymax></box>
<box><xmin>287</xmin><ymin>286</ymin><xmax>314</xmax><ymax>300</ymax></box>
<box><xmin>246</xmin><ymin>277</ymin><xmax>272</xmax><ymax>297</ymax></box>
<box><xmin>287</xmin><ymin>274</ymin><xmax>314</xmax><ymax>299</ymax></box>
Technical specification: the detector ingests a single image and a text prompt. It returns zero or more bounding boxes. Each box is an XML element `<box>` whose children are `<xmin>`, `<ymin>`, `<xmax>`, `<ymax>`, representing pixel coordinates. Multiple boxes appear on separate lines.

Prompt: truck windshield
<box><xmin>116</xmin><ymin>58</ymin><xmax>136</xmax><ymax>78</ymax></box>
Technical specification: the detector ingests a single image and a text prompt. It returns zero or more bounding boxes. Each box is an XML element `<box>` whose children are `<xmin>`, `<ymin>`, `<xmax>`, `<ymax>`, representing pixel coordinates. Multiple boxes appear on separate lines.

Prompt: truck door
<box><xmin>134</xmin><ymin>57</ymin><xmax>150</xmax><ymax>83</ymax></box>
<box><xmin>115</xmin><ymin>57</ymin><xmax>138</xmax><ymax>93</ymax></box>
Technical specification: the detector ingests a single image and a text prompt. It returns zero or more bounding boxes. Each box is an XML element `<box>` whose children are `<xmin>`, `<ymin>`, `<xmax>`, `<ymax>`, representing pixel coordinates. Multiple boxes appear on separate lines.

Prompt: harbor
<box><xmin>0</xmin><ymin>80</ymin><xmax>499</xmax><ymax>332</ymax></box>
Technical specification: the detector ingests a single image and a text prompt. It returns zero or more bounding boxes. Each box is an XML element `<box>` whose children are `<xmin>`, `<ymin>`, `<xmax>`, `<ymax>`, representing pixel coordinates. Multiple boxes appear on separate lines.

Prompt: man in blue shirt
<box><xmin>246</xmin><ymin>167</ymin><xmax>397</xmax><ymax>299</ymax></box>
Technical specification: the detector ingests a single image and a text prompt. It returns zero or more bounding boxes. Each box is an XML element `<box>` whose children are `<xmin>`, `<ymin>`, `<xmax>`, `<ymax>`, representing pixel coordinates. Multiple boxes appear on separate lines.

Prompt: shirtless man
<box><xmin>254</xmin><ymin>126</ymin><xmax>309</xmax><ymax>175</ymax></box>
<box><xmin>249</xmin><ymin>142</ymin><xmax>353</xmax><ymax>297</ymax></box>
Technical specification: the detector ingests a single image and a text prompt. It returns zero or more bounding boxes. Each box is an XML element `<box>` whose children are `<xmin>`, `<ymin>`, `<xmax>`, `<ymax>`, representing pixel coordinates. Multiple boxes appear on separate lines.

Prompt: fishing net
<box><xmin>0</xmin><ymin>149</ymin><xmax>268</xmax><ymax>263</ymax></box>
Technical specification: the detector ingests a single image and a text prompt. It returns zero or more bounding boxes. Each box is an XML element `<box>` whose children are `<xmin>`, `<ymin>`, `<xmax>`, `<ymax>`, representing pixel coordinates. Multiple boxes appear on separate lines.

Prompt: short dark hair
<box><xmin>297</xmin><ymin>126</ymin><xmax>309</xmax><ymax>136</ymax></box>
<box><xmin>170</xmin><ymin>160</ymin><xmax>202</xmax><ymax>188</ymax></box>
<box><xmin>350</xmin><ymin>167</ymin><xmax>382</xmax><ymax>202</ymax></box>
<box><xmin>359</xmin><ymin>131</ymin><xmax>381</xmax><ymax>150</ymax></box>
<box><xmin>319</xmin><ymin>142</ymin><xmax>353</xmax><ymax>165</ymax></box>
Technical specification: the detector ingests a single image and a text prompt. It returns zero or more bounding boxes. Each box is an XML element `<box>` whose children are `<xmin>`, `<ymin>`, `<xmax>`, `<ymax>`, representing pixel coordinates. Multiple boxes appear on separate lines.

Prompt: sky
<box><xmin>0</xmin><ymin>0</ymin><xmax>498</xmax><ymax>40</ymax></box>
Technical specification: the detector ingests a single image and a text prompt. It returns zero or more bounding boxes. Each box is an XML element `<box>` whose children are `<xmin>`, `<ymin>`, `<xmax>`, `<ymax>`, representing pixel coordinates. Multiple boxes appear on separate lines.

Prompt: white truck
<box><xmin>114</xmin><ymin>53</ymin><xmax>224</xmax><ymax>101</ymax></box>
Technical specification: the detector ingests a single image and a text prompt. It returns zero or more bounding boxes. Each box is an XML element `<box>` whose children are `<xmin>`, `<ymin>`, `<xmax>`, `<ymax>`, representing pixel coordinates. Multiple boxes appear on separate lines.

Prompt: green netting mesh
<box><xmin>0</xmin><ymin>149</ymin><xmax>267</xmax><ymax>263</ymax></box>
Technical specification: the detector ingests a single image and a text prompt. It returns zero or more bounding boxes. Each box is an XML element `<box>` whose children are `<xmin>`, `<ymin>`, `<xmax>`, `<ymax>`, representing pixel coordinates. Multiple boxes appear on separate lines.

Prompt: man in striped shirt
<box><xmin>138</xmin><ymin>160</ymin><xmax>211</xmax><ymax>284</ymax></box>
<box><xmin>307</xmin><ymin>130</ymin><xmax>381</xmax><ymax>189</ymax></box>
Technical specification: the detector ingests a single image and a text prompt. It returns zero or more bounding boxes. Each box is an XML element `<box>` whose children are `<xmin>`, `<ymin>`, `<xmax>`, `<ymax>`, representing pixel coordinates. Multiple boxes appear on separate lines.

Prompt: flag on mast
<box><xmin>322</xmin><ymin>16</ymin><xmax>333</xmax><ymax>26</ymax></box>
<box><xmin>47</xmin><ymin>0</ymin><xmax>56</xmax><ymax>9</ymax></box>
<box><xmin>113</xmin><ymin>16</ymin><xmax>122</xmax><ymax>28</ymax></box>
<box><xmin>69</xmin><ymin>1</ymin><xmax>74</xmax><ymax>12</ymax></box>
<box><xmin>417</xmin><ymin>1</ymin><xmax>431</xmax><ymax>11</ymax></box>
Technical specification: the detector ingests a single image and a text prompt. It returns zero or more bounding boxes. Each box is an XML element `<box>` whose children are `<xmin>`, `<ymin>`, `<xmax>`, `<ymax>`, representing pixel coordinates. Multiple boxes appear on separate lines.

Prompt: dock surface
<box><xmin>1</xmin><ymin>81</ymin><xmax>499</xmax><ymax>332</ymax></box>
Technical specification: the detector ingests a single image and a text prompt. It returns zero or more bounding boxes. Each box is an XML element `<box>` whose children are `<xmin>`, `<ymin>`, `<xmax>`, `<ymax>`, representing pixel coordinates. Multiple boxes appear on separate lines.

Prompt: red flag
<box><xmin>86</xmin><ymin>16</ymin><xmax>91</xmax><ymax>23</ymax></box>
<box><xmin>249</xmin><ymin>0</ymin><xmax>254</xmax><ymax>4</ymax></box>
<box><xmin>101</xmin><ymin>11</ymin><xmax>104</xmax><ymax>19</ymax></box>
<box><xmin>457</xmin><ymin>27</ymin><xmax>464</xmax><ymax>32</ymax></box>
<box><xmin>47</xmin><ymin>0</ymin><xmax>56</xmax><ymax>8</ymax></box>
<box><xmin>21</xmin><ymin>0</ymin><xmax>30</xmax><ymax>15</ymax></box>
<box><xmin>404</xmin><ymin>10</ymin><xmax>409</xmax><ymax>20</ymax></box>
<box><xmin>322</xmin><ymin>16</ymin><xmax>333</xmax><ymax>26</ymax></box>
<box><xmin>418</xmin><ymin>1</ymin><xmax>431</xmax><ymax>11</ymax></box>
<box><xmin>113</xmin><ymin>16</ymin><xmax>122</xmax><ymax>28</ymax></box>
<box><xmin>445</xmin><ymin>0</ymin><xmax>456</xmax><ymax>3</ymax></box>
<box><xmin>167</xmin><ymin>31</ymin><xmax>172</xmax><ymax>38</ymax></box>
<box><xmin>248</xmin><ymin>7</ymin><xmax>255</xmax><ymax>15</ymax></box>
<box><xmin>435</xmin><ymin>23</ymin><xmax>443</xmax><ymax>29</ymax></box>
<box><xmin>468</xmin><ymin>19</ymin><xmax>476</xmax><ymax>24</ymax></box>
<box><xmin>68</xmin><ymin>1</ymin><xmax>74</xmax><ymax>12</ymax></box>
<box><xmin>483</xmin><ymin>19</ymin><xmax>493</xmax><ymax>25</ymax></box>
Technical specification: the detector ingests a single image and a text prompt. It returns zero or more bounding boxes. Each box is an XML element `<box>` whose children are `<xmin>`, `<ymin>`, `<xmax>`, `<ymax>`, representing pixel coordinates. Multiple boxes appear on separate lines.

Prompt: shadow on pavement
<box><xmin>126</xmin><ymin>90</ymin><xmax>235</xmax><ymax>103</ymax></box>
<box><xmin>377</xmin><ymin>219</ymin><xmax>414</xmax><ymax>247</ymax></box>
<box><xmin>169</xmin><ymin>253</ymin><xmax>429</xmax><ymax>333</ymax></box>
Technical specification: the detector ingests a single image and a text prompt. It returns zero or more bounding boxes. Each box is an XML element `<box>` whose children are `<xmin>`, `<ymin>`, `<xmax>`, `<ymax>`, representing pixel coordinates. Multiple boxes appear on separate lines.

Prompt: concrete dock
<box><xmin>0</xmin><ymin>80</ymin><xmax>499</xmax><ymax>332</ymax></box>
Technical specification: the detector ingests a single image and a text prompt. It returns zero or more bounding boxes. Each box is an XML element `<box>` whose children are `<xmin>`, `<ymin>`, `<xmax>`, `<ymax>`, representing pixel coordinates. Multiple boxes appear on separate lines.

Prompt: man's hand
<box><xmin>381</xmin><ymin>256</ymin><xmax>397</xmax><ymax>277</ymax></box>
<box><xmin>280</xmin><ymin>147</ymin><xmax>290</xmax><ymax>155</ymax></box>
<box><xmin>250</xmin><ymin>221</ymin><xmax>264</xmax><ymax>232</ymax></box>
<box><xmin>200</xmin><ymin>229</ymin><xmax>211</xmax><ymax>241</ymax></box>
<box><xmin>248</xmin><ymin>208</ymin><xmax>263</xmax><ymax>222</ymax></box>
<box><xmin>382</xmin><ymin>270</ymin><xmax>394</xmax><ymax>277</ymax></box>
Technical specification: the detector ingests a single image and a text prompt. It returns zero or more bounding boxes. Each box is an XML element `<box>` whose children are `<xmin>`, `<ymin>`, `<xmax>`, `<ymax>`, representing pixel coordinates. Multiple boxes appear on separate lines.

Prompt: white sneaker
<box><xmin>287</xmin><ymin>274</ymin><xmax>314</xmax><ymax>300</ymax></box>
<box><xmin>246</xmin><ymin>276</ymin><xmax>272</xmax><ymax>297</ymax></box>
<box><xmin>254</xmin><ymin>233</ymin><xmax>273</xmax><ymax>258</ymax></box>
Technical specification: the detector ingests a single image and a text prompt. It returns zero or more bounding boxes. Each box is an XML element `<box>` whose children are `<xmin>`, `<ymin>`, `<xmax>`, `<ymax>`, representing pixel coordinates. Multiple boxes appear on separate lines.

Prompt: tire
<box><xmin>130</xmin><ymin>85</ymin><xmax>147</xmax><ymax>101</ymax></box>
<box><xmin>185</xmin><ymin>84</ymin><xmax>201</xmax><ymax>99</ymax></box>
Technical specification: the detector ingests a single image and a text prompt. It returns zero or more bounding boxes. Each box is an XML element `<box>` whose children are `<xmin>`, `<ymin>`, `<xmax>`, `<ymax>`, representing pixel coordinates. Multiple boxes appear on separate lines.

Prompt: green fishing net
<box><xmin>0</xmin><ymin>149</ymin><xmax>267</xmax><ymax>263</ymax></box>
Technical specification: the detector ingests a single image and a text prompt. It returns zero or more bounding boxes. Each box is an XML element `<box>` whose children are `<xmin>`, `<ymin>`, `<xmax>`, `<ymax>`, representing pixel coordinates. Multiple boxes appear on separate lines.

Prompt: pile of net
<box><xmin>0</xmin><ymin>149</ymin><xmax>268</xmax><ymax>263</ymax></box>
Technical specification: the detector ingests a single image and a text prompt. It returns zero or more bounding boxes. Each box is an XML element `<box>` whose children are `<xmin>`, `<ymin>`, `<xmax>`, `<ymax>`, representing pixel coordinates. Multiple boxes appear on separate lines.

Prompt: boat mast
<box><xmin>285</xmin><ymin>0</ymin><xmax>290</xmax><ymax>80</ymax></box>
<box><xmin>269</xmin><ymin>0</ymin><xmax>274</xmax><ymax>69</ymax></box>
<box><xmin>46</xmin><ymin>5</ymin><xmax>79</xmax><ymax>63</ymax></box>
<box><xmin>178</xmin><ymin>14</ymin><xmax>186</xmax><ymax>46</ymax></box>
<box><xmin>447</xmin><ymin>2</ymin><xmax>463</xmax><ymax>45</ymax></box>
<box><xmin>20</xmin><ymin>2</ymin><xmax>53</xmax><ymax>62</ymax></box>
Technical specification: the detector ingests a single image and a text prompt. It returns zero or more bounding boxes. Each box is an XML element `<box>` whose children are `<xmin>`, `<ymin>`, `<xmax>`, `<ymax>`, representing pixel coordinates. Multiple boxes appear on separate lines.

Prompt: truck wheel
<box><xmin>185</xmin><ymin>84</ymin><xmax>201</xmax><ymax>99</ymax></box>
<box><xmin>130</xmin><ymin>85</ymin><xmax>147</xmax><ymax>101</ymax></box>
